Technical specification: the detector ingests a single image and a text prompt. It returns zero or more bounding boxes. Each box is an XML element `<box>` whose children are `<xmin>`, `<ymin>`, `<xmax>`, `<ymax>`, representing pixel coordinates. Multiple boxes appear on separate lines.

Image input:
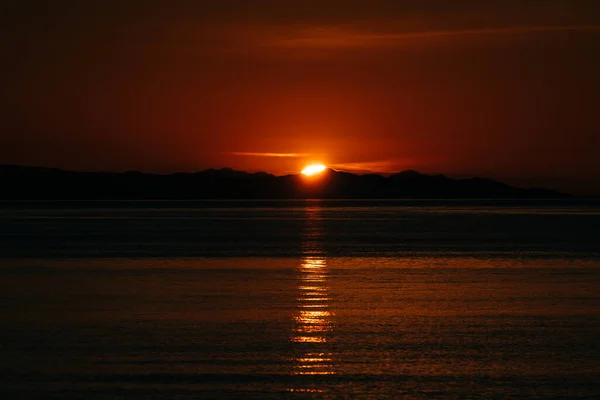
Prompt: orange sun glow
<box><xmin>301</xmin><ymin>163</ymin><xmax>327</xmax><ymax>176</ymax></box>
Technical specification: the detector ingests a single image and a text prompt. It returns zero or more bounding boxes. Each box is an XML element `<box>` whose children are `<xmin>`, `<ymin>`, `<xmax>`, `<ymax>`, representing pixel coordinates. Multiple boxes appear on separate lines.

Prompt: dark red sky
<box><xmin>1</xmin><ymin>1</ymin><xmax>599</xmax><ymax>194</ymax></box>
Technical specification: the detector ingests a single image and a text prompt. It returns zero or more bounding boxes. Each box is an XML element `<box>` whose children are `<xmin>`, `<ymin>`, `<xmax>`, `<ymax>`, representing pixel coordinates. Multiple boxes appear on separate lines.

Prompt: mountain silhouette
<box><xmin>0</xmin><ymin>165</ymin><xmax>568</xmax><ymax>199</ymax></box>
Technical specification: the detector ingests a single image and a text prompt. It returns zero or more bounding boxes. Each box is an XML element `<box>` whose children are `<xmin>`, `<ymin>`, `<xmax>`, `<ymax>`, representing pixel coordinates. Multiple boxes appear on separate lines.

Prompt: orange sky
<box><xmin>1</xmin><ymin>1</ymin><xmax>599</xmax><ymax>194</ymax></box>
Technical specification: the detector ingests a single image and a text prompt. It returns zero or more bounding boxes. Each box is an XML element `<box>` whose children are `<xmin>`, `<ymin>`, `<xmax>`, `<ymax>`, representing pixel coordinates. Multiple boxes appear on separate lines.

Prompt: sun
<box><xmin>301</xmin><ymin>163</ymin><xmax>327</xmax><ymax>176</ymax></box>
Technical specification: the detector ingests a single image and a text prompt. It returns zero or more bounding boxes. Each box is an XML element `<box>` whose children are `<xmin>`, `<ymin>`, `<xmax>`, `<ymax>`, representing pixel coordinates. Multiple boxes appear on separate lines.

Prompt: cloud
<box><xmin>230</xmin><ymin>152</ymin><xmax>309</xmax><ymax>158</ymax></box>
<box><xmin>330</xmin><ymin>158</ymin><xmax>415</xmax><ymax>174</ymax></box>
<box><xmin>263</xmin><ymin>25</ymin><xmax>600</xmax><ymax>49</ymax></box>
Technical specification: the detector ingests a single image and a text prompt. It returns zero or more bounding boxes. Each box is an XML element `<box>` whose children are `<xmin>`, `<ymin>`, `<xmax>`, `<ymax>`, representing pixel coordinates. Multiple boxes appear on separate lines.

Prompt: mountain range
<box><xmin>0</xmin><ymin>165</ymin><xmax>568</xmax><ymax>199</ymax></box>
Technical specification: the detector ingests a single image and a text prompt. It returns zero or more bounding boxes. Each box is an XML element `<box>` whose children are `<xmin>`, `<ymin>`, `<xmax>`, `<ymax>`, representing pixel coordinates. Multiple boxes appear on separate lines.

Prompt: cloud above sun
<box><xmin>260</xmin><ymin>25</ymin><xmax>600</xmax><ymax>50</ymax></box>
<box><xmin>230</xmin><ymin>152</ymin><xmax>309</xmax><ymax>158</ymax></box>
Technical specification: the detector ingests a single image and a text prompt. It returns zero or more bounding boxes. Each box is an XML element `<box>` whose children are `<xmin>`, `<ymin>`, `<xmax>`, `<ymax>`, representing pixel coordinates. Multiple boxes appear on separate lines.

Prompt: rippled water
<box><xmin>1</xmin><ymin>200</ymin><xmax>599</xmax><ymax>398</ymax></box>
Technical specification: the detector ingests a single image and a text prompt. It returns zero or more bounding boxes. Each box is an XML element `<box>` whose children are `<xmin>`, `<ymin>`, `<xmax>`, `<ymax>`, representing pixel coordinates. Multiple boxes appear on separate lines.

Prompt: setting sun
<box><xmin>301</xmin><ymin>163</ymin><xmax>327</xmax><ymax>176</ymax></box>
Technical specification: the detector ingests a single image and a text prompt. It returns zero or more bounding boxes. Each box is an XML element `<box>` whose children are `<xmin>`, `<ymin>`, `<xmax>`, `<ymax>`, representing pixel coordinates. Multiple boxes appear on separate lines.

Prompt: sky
<box><xmin>1</xmin><ymin>1</ymin><xmax>599</xmax><ymax>194</ymax></box>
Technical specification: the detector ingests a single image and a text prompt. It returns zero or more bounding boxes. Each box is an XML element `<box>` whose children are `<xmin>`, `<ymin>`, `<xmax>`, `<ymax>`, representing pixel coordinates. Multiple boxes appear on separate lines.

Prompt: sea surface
<box><xmin>0</xmin><ymin>199</ymin><xmax>599</xmax><ymax>399</ymax></box>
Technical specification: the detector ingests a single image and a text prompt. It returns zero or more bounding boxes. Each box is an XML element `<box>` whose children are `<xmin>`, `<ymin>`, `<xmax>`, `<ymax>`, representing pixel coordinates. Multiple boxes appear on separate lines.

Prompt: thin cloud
<box><xmin>230</xmin><ymin>152</ymin><xmax>309</xmax><ymax>158</ymax></box>
<box><xmin>267</xmin><ymin>25</ymin><xmax>600</xmax><ymax>49</ymax></box>
<box><xmin>330</xmin><ymin>158</ymin><xmax>414</xmax><ymax>174</ymax></box>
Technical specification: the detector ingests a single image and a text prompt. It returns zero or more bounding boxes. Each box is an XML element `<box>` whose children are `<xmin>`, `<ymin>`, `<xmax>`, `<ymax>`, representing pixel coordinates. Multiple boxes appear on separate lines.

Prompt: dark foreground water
<box><xmin>1</xmin><ymin>200</ymin><xmax>599</xmax><ymax>398</ymax></box>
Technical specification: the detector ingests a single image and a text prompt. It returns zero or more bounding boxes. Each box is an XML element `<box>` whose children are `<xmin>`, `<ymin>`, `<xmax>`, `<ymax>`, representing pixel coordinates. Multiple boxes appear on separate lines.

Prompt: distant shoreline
<box><xmin>0</xmin><ymin>165</ymin><xmax>570</xmax><ymax>200</ymax></box>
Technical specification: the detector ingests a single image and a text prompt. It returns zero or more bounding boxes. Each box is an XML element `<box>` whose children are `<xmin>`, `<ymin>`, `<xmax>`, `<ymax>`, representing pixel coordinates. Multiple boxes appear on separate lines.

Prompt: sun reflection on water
<box><xmin>290</xmin><ymin>205</ymin><xmax>336</xmax><ymax>381</ymax></box>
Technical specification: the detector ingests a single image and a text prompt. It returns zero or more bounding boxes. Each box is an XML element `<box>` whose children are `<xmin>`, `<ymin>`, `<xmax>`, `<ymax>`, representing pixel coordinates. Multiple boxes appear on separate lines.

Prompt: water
<box><xmin>1</xmin><ymin>200</ymin><xmax>599</xmax><ymax>398</ymax></box>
